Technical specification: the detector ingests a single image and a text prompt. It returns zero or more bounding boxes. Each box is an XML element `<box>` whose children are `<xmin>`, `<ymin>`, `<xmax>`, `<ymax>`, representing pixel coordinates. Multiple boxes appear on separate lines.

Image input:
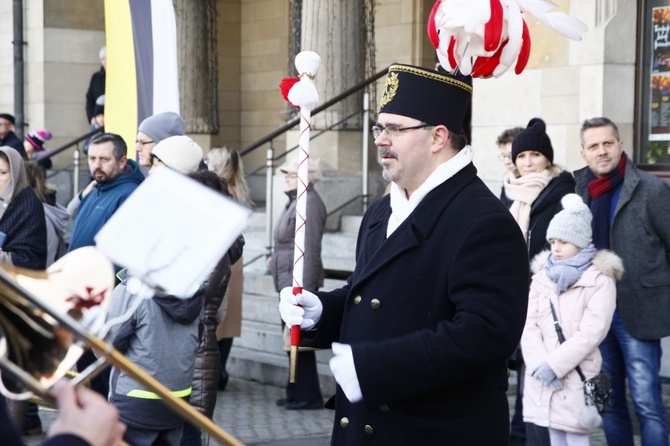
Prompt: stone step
<box><xmin>235</xmin><ymin>319</ymin><xmax>334</xmax><ymax>366</ymax></box>
<box><xmin>242</xmin><ymin>268</ymin><xmax>347</xmax><ymax>296</ymax></box>
<box><xmin>243</xmin><ymin>292</ymin><xmax>279</xmax><ymax>325</ymax></box>
<box><xmin>243</xmin><ymin>229</ymin><xmax>357</xmax><ymax>274</ymax></box>
<box><xmin>247</xmin><ymin>209</ymin><xmax>267</xmax><ymax>229</ymax></box>
<box><xmin>235</xmin><ymin>319</ymin><xmax>284</xmax><ymax>353</ymax></box>
<box><xmin>244</xmin><ymin>226</ymin><xmax>358</xmax><ymax>258</ymax></box>
<box><xmin>340</xmin><ymin>214</ymin><xmax>363</xmax><ymax>234</ymax></box>
<box><xmin>228</xmin><ymin>345</ymin><xmax>336</xmax><ymax>393</ymax></box>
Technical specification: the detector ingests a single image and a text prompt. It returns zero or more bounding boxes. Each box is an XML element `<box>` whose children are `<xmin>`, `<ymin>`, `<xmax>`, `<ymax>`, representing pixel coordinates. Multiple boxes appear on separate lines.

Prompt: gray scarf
<box><xmin>544</xmin><ymin>244</ymin><xmax>597</xmax><ymax>294</ymax></box>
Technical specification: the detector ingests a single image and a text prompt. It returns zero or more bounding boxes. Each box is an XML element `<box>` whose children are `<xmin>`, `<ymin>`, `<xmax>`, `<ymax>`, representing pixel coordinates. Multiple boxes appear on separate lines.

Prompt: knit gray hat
<box><xmin>152</xmin><ymin>135</ymin><xmax>203</xmax><ymax>174</ymax></box>
<box><xmin>138</xmin><ymin>111</ymin><xmax>185</xmax><ymax>144</ymax></box>
<box><xmin>546</xmin><ymin>194</ymin><xmax>592</xmax><ymax>248</ymax></box>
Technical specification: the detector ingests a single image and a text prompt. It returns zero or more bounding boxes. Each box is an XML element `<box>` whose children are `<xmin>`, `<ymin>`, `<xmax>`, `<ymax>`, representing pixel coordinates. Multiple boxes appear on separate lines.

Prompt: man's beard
<box><xmin>93</xmin><ymin>171</ymin><xmax>111</xmax><ymax>184</ymax></box>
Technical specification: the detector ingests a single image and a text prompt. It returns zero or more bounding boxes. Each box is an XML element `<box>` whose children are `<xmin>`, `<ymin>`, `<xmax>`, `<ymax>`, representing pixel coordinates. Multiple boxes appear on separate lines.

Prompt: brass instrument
<box><xmin>0</xmin><ymin>248</ymin><xmax>243</xmax><ymax>446</ymax></box>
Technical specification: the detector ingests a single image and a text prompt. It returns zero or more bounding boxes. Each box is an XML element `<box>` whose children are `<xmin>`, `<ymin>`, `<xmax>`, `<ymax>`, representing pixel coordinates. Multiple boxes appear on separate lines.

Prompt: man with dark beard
<box><xmin>67</xmin><ymin>132</ymin><xmax>144</xmax><ymax>398</ymax></box>
<box><xmin>68</xmin><ymin>132</ymin><xmax>144</xmax><ymax>252</ymax></box>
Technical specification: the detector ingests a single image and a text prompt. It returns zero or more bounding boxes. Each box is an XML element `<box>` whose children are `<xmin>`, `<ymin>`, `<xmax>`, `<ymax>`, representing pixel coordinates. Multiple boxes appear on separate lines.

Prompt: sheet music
<box><xmin>95</xmin><ymin>167</ymin><xmax>252</xmax><ymax>296</ymax></box>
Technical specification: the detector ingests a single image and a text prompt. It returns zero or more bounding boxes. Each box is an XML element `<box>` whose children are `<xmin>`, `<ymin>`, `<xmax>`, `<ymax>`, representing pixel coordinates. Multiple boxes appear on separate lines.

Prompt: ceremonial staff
<box><xmin>279</xmin><ymin>51</ymin><xmax>321</xmax><ymax>382</ymax></box>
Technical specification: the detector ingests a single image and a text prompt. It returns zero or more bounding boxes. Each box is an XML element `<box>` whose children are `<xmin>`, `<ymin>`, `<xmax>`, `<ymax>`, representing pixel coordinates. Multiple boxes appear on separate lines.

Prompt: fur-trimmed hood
<box><xmin>531</xmin><ymin>249</ymin><xmax>624</xmax><ymax>281</ymax></box>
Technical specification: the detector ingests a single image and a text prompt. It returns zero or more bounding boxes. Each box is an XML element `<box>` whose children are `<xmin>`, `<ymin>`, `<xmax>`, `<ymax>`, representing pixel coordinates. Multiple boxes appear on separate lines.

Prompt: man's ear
<box><xmin>431</xmin><ymin>125</ymin><xmax>450</xmax><ymax>152</ymax></box>
<box><xmin>579</xmin><ymin>149</ymin><xmax>586</xmax><ymax>162</ymax></box>
<box><xmin>119</xmin><ymin>155</ymin><xmax>128</xmax><ymax>169</ymax></box>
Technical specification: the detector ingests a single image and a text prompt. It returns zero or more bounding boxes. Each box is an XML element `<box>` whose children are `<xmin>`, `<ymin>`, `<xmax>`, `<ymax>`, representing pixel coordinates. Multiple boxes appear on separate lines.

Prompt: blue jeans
<box><xmin>599</xmin><ymin>309</ymin><xmax>669</xmax><ymax>446</ymax></box>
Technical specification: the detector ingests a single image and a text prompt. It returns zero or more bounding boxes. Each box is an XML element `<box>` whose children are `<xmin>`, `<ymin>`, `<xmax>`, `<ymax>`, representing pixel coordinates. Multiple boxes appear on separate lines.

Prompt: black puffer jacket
<box><xmin>189</xmin><ymin>234</ymin><xmax>244</xmax><ymax>417</ymax></box>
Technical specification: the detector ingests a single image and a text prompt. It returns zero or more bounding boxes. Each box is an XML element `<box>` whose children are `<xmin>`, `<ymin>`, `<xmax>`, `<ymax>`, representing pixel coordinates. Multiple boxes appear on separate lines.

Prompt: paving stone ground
<box><xmin>23</xmin><ymin>374</ymin><xmax>663</xmax><ymax>445</ymax></box>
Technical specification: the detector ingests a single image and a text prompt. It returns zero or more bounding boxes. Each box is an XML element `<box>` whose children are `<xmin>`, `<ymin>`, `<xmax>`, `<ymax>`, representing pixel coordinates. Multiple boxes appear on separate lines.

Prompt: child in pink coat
<box><xmin>521</xmin><ymin>194</ymin><xmax>623</xmax><ymax>445</ymax></box>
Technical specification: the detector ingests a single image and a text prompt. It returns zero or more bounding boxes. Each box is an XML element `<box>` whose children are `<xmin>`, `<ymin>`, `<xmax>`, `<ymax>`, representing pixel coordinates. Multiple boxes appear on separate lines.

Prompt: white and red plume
<box><xmin>428</xmin><ymin>0</ymin><xmax>588</xmax><ymax>78</ymax></box>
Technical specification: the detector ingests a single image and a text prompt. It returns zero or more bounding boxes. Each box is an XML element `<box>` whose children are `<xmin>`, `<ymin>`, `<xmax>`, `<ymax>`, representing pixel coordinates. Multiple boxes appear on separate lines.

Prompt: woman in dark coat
<box><xmin>502</xmin><ymin>118</ymin><xmax>575</xmax><ymax>446</ymax></box>
<box><xmin>181</xmin><ymin>170</ymin><xmax>244</xmax><ymax>446</ymax></box>
<box><xmin>0</xmin><ymin>146</ymin><xmax>47</xmax><ymax>269</ymax></box>
<box><xmin>503</xmin><ymin>118</ymin><xmax>576</xmax><ymax>261</ymax></box>
<box><xmin>0</xmin><ymin>146</ymin><xmax>48</xmax><ymax>436</ymax></box>
<box><xmin>269</xmin><ymin>158</ymin><xmax>326</xmax><ymax>410</ymax></box>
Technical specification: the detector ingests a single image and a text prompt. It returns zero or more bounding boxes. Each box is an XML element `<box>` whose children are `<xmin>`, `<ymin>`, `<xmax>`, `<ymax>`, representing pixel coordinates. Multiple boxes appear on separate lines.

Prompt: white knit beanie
<box><xmin>152</xmin><ymin>135</ymin><xmax>203</xmax><ymax>174</ymax></box>
<box><xmin>546</xmin><ymin>194</ymin><xmax>593</xmax><ymax>248</ymax></box>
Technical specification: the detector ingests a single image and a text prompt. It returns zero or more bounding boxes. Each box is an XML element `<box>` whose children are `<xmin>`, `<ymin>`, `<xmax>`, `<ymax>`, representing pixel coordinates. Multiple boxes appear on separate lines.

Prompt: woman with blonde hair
<box><xmin>207</xmin><ymin>147</ymin><xmax>251</xmax><ymax>206</ymax></box>
<box><xmin>206</xmin><ymin>147</ymin><xmax>251</xmax><ymax>390</ymax></box>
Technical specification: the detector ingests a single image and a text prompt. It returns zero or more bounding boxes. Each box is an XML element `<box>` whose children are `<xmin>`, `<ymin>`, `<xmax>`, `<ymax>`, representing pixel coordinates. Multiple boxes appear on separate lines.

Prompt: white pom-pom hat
<box><xmin>546</xmin><ymin>193</ymin><xmax>593</xmax><ymax>248</ymax></box>
<box><xmin>152</xmin><ymin>135</ymin><xmax>203</xmax><ymax>175</ymax></box>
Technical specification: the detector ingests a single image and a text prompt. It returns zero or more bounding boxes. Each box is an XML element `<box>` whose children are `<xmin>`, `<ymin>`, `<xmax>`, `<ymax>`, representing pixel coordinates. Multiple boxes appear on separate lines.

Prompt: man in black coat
<box><xmin>85</xmin><ymin>47</ymin><xmax>106</xmax><ymax>126</ymax></box>
<box><xmin>280</xmin><ymin>64</ymin><xmax>530</xmax><ymax>445</ymax></box>
<box><xmin>0</xmin><ymin>113</ymin><xmax>27</xmax><ymax>158</ymax></box>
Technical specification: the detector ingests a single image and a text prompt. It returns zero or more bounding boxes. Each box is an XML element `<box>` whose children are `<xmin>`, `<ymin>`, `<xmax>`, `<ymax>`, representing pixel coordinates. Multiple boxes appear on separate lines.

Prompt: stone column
<box><xmin>301</xmin><ymin>0</ymin><xmax>365</xmax><ymax>130</ymax></box>
<box><xmin>286</xmin><ymin>0</ymin><xmax>369</xmax><ymax>174</ymax></box>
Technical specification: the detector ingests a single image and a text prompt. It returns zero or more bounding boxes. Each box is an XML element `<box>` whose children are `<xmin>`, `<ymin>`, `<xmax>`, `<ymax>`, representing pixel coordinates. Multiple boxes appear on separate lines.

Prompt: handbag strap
<box><xmin>548</xmin><ymin>300</ymin><xmax>587</xmax><ymax>383</ymax></box>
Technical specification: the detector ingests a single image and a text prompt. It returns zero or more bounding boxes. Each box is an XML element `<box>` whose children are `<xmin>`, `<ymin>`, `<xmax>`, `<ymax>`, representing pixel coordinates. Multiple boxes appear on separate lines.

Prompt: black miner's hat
<box><xmin>379</xmin><ymin>64</ymin><xmax>472</xmax><ymax>135</ymax></box>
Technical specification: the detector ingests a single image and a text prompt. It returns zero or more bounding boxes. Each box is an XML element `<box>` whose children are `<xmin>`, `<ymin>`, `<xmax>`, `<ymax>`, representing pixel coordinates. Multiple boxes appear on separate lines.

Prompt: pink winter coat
<box><xmin>521</xmin><ymin>249</ymin><xmax>623</xmax><ymax>434</ymax></box>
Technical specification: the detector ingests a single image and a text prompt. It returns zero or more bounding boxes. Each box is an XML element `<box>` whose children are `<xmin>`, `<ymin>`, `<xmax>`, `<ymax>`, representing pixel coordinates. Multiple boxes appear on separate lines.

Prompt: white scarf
<box><xmin>504</xmin><ymin>170</ymin><xmax>553</xmax><ymax>242</ymax></box>
<box><xmin>387</xmin><ymin>145</ymin><xmax>474</xmax><ymax>237</ymax></box>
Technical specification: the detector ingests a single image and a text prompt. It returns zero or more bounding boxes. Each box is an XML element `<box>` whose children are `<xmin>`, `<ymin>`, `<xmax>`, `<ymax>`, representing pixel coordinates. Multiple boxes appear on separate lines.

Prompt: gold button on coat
<box><xmin>340</xmin><ymin>417</ymin><xmax>349</xmax><ymax>428</ymax></box>
<box><xmin>364</xmin><ymin>425</ymin><xmax>374</xmax><ymax>435</ymax></box>
<box><xmin>353</xmin><ymin>295</ymin><xmax>362</xmax><ymax>304</ymax></box>
<box><xmin>370</xmin><ymin>298</ymin><xmax>381</xmax><ymax>309</ymax></box>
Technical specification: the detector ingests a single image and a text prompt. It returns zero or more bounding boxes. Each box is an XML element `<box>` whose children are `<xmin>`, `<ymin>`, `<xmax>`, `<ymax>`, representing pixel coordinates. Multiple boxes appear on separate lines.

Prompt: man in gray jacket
<box><xmin>574</xmin><ymin>116</ymin><xmax>670</xmax><ymax>446</ymax></box>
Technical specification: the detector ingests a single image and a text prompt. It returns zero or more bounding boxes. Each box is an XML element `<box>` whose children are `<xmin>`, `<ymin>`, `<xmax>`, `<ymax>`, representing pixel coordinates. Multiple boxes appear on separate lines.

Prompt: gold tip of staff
<box><xmin>289</xmin><ymin>345</ymin><xmax>299</xmax><ymax>383</ymax></box>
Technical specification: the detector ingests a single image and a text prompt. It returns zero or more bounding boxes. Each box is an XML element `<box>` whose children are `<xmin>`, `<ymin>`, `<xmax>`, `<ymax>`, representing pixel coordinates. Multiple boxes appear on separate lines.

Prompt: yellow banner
<box><xmin>104</xmin><ymin>0</ymin><xmax>138</xmax><ymax>160</ymax></box>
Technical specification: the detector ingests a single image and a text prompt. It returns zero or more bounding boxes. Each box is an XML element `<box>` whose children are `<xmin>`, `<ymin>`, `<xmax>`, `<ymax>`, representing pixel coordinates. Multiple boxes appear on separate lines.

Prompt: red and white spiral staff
<box><xmin>279</xmin><ymin>51</ymin><xmax>321</xmax><ymax>382</ymax></box>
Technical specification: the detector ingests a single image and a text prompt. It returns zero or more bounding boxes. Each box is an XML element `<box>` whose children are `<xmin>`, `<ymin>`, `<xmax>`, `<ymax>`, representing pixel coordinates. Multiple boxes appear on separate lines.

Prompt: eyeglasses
<box><xmin>135</xmin><ymin>139</ymin><xmax>155</xmax><ymax>147</ymax></box>
<box><xmin>498</xmin><ymin>153</ymin><xmax>512</xmax><ymax>161</ymax></box>
<box><xmin>371</xmin><ymin>123</ymin><xmax>434</xmax><ymax>139</ymax></box>
<box><xmin>150</xmin><ymin>153</ymin><xmax>164</xmax><ymax>166</ymax></box>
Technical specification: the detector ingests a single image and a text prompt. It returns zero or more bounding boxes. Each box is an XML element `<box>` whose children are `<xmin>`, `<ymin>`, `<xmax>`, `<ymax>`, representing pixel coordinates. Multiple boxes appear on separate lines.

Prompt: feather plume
<box><xmin>428</xmin><ymin>0</ymin><xmax>587</xmax><ymax>78</ymax></box>
<box><xmin>514</xmin><ymin>0</ymin><xmax>588</xmax><ymax>41</ymax></box>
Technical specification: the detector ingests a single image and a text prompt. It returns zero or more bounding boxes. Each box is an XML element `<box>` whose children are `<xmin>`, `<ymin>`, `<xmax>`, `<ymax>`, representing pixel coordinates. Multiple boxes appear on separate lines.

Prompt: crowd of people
<box><xmin>494</xmin><ymin>116</ymin><xmax>670</xmax><ymax>446</ymax></box>
<box><xmin>0</xmin><ymin>55</ymin><xmax>669</xmax><ymax>446</ymax></box>
<box><xmin>0</xmin><ymin>103</ymin><xmax>251</xmax><ymax>444</ymax></box>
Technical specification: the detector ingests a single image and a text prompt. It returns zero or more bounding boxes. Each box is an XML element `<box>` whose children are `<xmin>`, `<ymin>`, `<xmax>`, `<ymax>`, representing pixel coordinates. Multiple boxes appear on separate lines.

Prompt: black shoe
<box><xmin>509</xmin><ymin>435</ymin><xmax>526</xmax><ymax>446</ymax></box>
<box><xmin>22</xmin><ymin>414</ymin><xmax>43</xmax><ymax>436</ymax></box>
<box><xmin>218</xmin><ymin>370</ymin><xmax>229</xmax><ymax>392</ymax></box>
<box><xmin>276</xmin><ymin>398</ymin><xmax>287</xmax><ymax>407</ymax></box>
<box><xmin>285</xmin><ymin>400</ymin><xmax>324</xmax><ymax>410</ymax></box>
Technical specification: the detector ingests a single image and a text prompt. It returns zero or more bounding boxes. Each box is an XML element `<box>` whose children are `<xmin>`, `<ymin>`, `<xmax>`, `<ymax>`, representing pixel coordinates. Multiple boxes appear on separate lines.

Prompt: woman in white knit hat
<box><xmin>149</xmin><ymin>135</ymin><xmax>203</xmax><ymax>175</ymax></box>
<box><xmin>521</xmin><ymin>194</ymin><xmax>623</xmax><ymax>446</ymax></box>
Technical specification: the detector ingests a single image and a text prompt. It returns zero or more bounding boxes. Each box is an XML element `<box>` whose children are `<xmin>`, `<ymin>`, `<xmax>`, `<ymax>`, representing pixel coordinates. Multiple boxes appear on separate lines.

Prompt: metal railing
<box><xmin>36</xmin><ymin>126</ymin><xmax>103</xmax><ymax>196</ymax></box>
<box><xmin>240</xmin><ymin>67</ymin><xmax>389</xmax><ymax>268</ymax></box>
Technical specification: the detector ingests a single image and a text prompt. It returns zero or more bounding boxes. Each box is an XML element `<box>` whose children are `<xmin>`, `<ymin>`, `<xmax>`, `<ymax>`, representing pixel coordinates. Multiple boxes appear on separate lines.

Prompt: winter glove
<box><xmin>547</xmin><ymin>377</ymin><xmax>565</xmax><ymax>391</ymax></box>
<box><xmin>278</xmin><ymin>287</ymin><xmax>322</xmax><ymax>330</ymax></box>
<box><xmin>330</xmin><ymin>342</ymin><xmax>363</xmax><ymax>403</ymax></box>
<box><xmin>532</xmin><ymin>362</ymin><xmax>558</xmax><ymax>387</ymax></box>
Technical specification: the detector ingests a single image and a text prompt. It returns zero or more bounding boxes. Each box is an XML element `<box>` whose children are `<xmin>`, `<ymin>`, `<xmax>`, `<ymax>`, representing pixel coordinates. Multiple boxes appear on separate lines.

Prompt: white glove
<box><xmin>329</xmin><ymin>342</ymin><xmax>363</xmax><ymax>403</ymax></box>
<box><xmin>278</xmin><ymin>287</ymin><xmax>323</xmax><ymax>330</ymax></box>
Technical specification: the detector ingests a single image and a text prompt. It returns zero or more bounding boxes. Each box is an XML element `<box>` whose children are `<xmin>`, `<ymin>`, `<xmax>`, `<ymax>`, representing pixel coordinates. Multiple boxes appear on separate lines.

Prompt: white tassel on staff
<box><xmin>279</xmin><ymin>50</ymin><xmax>321</xmax><ymax>383</ymax></box>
